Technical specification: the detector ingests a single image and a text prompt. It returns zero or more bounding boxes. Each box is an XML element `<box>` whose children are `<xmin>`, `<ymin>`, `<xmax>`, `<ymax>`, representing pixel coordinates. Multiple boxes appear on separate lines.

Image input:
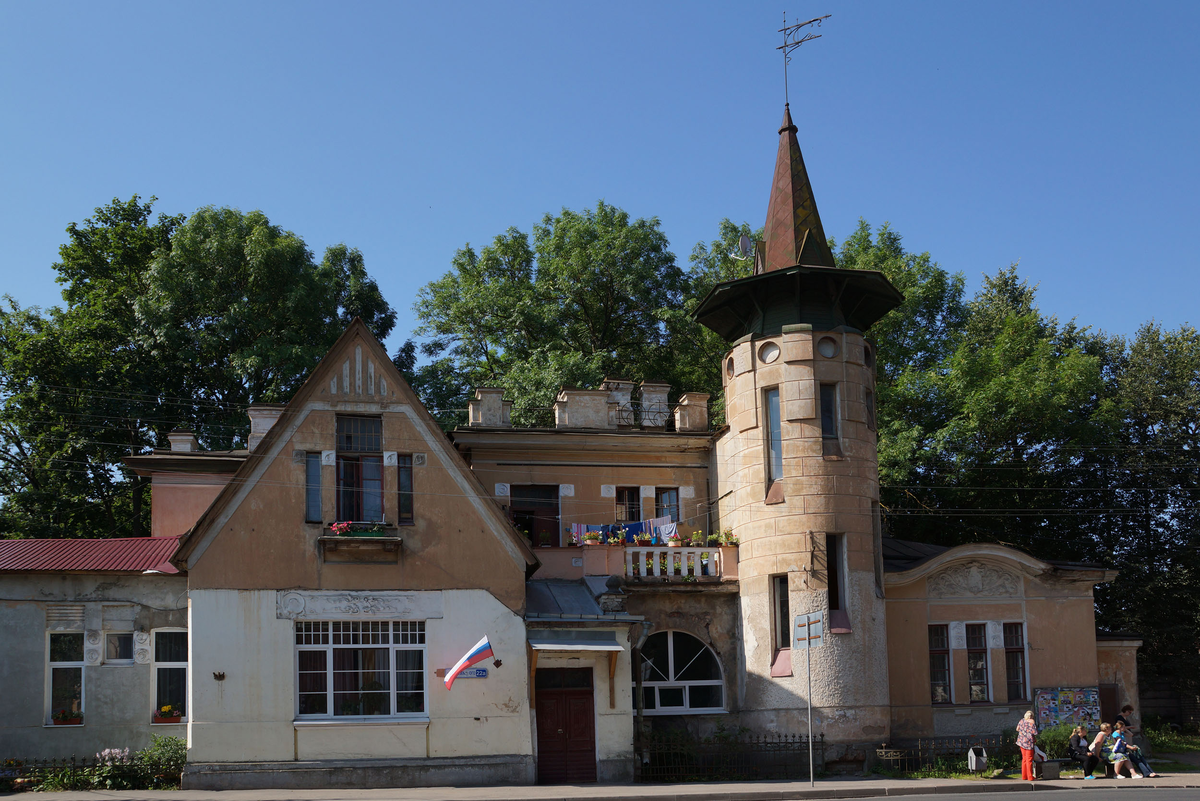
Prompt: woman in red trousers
<box><xmin>1016</xmin><ymin>710</ymin><xmax>1039</xmax><ymax>781</ymax></box>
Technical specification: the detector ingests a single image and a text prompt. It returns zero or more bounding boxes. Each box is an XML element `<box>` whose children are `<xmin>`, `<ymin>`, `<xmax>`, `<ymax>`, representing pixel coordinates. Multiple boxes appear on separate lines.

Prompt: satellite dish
<box><xmin>739</xmin><ymin>234</ymin><xmax>753</xmax><ymax>258</ymax></box>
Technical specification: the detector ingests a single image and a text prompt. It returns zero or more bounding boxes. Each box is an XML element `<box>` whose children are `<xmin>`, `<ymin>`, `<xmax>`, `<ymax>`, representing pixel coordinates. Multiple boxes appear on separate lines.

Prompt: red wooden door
<box><xmin>535</xmin><ymin>669</ymin><xmax>596</xmax><ymax>784</ymax></box>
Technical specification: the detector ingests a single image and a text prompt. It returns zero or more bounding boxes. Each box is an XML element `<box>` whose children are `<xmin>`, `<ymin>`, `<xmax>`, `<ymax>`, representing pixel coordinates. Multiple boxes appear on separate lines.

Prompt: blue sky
<box><xmin>2</xmin><ymin>1</ymin><xmax>1197</xmax><ymax>359</ymax></box>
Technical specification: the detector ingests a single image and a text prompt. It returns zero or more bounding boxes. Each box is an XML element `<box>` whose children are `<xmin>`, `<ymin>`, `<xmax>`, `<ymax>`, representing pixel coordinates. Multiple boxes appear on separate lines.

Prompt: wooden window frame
<box><xmin>928</xmin><ymin>624</ymin><xmax>951</xmax><ymax>705</ymax></box>
<box><xmin>966</xmin><ymin>623</ymin><xmax>990</xmax><ymax>703</ymax></box>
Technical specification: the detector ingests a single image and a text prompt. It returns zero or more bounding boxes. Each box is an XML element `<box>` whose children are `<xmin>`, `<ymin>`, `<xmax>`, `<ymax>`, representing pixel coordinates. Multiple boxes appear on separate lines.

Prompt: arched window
<box><xmin>637</xmin><ymin>630</ymin><xmax>724</xmax><ymax>715</ymax></box>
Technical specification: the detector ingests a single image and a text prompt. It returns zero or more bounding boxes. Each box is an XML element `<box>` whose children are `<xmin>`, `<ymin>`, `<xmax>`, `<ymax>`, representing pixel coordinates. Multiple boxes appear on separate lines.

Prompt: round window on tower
<box><xmin>726</xmin><ymin>357</ymin><xmax>735</xmax><ymax>378</ymax></box>
<box><xmin>817</xmin><ymin>336</ymin><xmax>840</xmax><ymax>359</ymax></box>
<box><xmin>758</xmin><ymin>342</ymin><xmax>780</xmax><ymax>364</ymax></box>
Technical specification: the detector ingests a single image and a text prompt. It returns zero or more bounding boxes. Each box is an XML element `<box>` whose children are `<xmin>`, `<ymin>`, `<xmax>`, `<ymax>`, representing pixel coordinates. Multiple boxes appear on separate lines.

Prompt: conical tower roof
<box><xmin>761</xmin><ymin>104</ymin><xmax>836</xmax><ymax>272</ymax></box>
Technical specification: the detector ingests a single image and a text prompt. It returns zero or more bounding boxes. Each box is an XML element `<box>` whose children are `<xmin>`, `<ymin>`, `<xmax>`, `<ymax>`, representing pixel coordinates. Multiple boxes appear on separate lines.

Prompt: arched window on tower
<box><xmin>637</xmin><ymin>630</ymin><xmax>724</xmax><ymax>715</ymax></box>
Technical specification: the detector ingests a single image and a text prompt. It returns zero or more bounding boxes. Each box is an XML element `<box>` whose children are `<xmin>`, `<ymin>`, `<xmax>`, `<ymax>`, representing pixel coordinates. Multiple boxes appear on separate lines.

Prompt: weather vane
<box><xmin>778</xmin><ymin>12</ymin><xmax>831</xmax><ymax>104</ymax></box>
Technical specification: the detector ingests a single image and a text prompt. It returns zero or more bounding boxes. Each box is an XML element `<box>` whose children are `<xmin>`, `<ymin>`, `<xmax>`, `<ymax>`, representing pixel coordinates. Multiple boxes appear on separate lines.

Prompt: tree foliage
<box><xmin>0</xmin><ymin>197</ymin><xmax>394</xmax><ymax>538</ymax></box>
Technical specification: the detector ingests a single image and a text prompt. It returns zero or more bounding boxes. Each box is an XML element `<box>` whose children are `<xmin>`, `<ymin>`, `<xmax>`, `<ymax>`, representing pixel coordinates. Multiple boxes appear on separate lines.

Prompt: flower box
<box><xmin>52</xmin><ymin>718</ymin><xmax>82</xmax><ymax>726</ymax></box>
<box><xmin>152</xmin><ymin>713</ymin><xmax>182</xmax><ymax>724</ymax></box>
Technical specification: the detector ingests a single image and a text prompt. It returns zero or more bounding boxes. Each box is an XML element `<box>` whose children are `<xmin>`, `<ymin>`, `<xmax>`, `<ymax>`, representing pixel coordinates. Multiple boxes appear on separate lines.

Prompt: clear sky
<box><xmin>2</xmin><ymin>1</ymin><xmax>1197</xmax><ymax>359</ymax></box>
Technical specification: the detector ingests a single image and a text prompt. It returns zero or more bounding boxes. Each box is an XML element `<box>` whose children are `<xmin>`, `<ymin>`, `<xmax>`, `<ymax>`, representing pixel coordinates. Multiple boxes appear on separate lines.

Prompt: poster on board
<box><xmin>1034</xmin><ymin>687</ymin><xmax>1100</xmax><ymax>727</ymax></box>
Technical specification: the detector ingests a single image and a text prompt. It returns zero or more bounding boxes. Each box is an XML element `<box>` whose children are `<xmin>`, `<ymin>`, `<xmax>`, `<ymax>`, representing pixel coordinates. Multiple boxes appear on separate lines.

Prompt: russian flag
<box><xmin>444</xmin><ymin>635</ymin><xmax>494</xmax><ymax>691</ymax></box>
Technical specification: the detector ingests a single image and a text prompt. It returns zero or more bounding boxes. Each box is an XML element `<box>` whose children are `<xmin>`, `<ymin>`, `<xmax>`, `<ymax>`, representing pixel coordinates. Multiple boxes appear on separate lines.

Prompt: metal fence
<box><xmin>875</xmin><ymin>734</ymin><xmax>1017</xmax><ymax>773</ymax></box>
<box><xmin>636</xmin><ymin>731</ymin><xmax>824</xmax><ymax>783</ymax></box>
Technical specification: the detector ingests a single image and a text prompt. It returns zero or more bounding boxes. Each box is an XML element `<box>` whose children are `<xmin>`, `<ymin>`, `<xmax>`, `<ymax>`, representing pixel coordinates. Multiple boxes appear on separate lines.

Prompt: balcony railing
<box><xmin>624</xmin><ymin>546</ymin><xmax>729</xmax><ymax>580</ymax></box>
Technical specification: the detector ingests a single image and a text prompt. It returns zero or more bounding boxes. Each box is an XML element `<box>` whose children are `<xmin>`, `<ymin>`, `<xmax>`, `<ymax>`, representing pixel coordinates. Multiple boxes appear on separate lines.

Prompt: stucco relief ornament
<box><xmin>134</xmin><ymin>648</ymin><xmax>151</xmax><ymax>665</ymax></box>
<box><xmin>276</xmin><ymin>590</ymin><xmax>443</xmax><ymax>621</ymax></box>
<box><xmin>928</xmin><ymin>561</ymin><xmax>1020</xmax><ymax>598</ymax></box>
<box><xmin>85</xmin><ymin>649</ymin><xmax>101</xmax><ymax>665</ymax></box>
<box><xmin>134</xmin><ymin>631</ymin><xmax>150</xmax><ymax>645</ymax></box>
<box><xmin>86</xmin><ymin>631</ymin><xmax>101</xmax><ymax>645</ymax></box>
<box><xmin>278</xmin><ymin>592</ymin><xmax>307</xmax><ymax>619</ymax></box>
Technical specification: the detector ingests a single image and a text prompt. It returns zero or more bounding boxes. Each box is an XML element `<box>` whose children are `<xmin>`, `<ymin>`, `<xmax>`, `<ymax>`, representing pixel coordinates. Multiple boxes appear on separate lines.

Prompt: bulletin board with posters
<box><xmin>1034</xmin><ymin>687</ymin><xmax>1101</xmax><ymax>728</ymax></box>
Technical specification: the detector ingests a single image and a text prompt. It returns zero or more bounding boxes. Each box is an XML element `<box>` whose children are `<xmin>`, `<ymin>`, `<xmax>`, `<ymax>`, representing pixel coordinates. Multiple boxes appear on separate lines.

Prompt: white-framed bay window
<box><xmin>295</xmin><ymin>620</ymin><xmax>426</xmax><ymax>719</ymax></box>
<box><xmin>152</xmin><ymin>629</ymin><xmax>188</xmax><ymax>720</ymax></box>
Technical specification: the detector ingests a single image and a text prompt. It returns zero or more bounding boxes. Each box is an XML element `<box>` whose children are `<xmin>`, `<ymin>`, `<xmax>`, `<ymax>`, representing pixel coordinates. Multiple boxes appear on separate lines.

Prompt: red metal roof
<box><xmin>0</xmin><ymin>537</ymin><xmax>181</xmax><ymax>574</ymax></box>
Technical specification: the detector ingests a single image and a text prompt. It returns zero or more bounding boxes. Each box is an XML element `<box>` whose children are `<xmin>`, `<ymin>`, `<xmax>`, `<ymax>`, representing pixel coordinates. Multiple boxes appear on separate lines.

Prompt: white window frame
<box><xmin>45</xmin><ymin>630</ymin><xmax>86</xmax><ymax>726</ymax></box>
<box><xmin>293</xmin><ymin>620</ymin><xmax>428</xmax><ymax>721</ymax></box>
<box><xmin>639</xmin><ymin>630</ymin><xmax>725</xmax><ymax>716</ymax></box>
<box><xmin>104</xmin><ymin>631</ymin><xmax>135</xmax><ymax>665</ymax></box>
<box><xmin>151</xmin><ymin>628</ymin><xmax>188</xmax><ymax>724</ymax></box>
<box><xmin>964</xmin><ymin>622</ymin><xmax>991</xmax><ymax>703</ymax></box>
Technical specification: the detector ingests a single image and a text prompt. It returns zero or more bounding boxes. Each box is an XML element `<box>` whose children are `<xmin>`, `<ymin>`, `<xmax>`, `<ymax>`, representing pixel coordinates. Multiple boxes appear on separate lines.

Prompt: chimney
<box><xmin>674</xmin><ymin>393</ymin><xmax>710</xmax><ymax>432</ymax></box>
<box><xmin>637</xmin><ymin>381</ymin><xmax>671</xmax><ymax>429</ymax></box>
<box><xmin>247</xmin><ymin>404</ymin><xmax>286</xmax><ymax>452</ymax></box>
<box><xmin>468</xmin><ymin>388</ymin><xmax>512</xmax><ymax>427</ymax></box>
<box><xmin>601</xmin><ymin>377</ymin><xmax>635</xmax><ymax>428</ymax></box>
<box><xmin>167</xmin><ymin>430</ymin><xmax>199</xmax><ymax>453</ymax></box>
<box><xmin>554</xmin><ymin>388</ymin><xmax>617</xmax><ymax>430</ymax></box>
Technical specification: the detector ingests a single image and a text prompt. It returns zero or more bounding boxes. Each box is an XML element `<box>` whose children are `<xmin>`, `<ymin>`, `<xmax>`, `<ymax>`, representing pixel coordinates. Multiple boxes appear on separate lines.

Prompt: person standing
<box><xmin>1016</xmin><ymin>710</ymin><xmax>1039</xmax><ymax>781</ymax></box>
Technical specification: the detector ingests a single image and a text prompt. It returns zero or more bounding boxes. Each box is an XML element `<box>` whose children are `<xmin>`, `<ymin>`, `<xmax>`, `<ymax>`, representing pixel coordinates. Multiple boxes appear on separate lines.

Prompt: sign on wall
<box><xmin>1034</xmin><ymin>686</ymin><xmax>1100</xmax><ymax>728</ymax></box>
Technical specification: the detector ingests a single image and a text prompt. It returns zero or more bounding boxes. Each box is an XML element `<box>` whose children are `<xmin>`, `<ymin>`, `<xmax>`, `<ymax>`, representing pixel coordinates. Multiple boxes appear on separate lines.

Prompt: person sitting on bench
<box><xmin>1098</xmin><ymin>722</ymin><xmax>1143</xmax><ymax>779</ymax></box>
<box><xmin>1114</xmin><ymin>720</ymin><xmax>1158</xmax><ymax>778</ymax></box>
<box><xmin>1069</xmin><ymin>726</ymin><xmax>1092</xmax><ymax>770</ymax></box>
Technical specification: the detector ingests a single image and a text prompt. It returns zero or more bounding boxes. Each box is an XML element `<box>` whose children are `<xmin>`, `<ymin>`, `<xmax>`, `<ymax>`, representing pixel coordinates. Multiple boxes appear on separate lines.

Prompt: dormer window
<box><xmin>336</xmin><ymin>416</ymin><xmax>383</xmax><ymax>523</ymax></box>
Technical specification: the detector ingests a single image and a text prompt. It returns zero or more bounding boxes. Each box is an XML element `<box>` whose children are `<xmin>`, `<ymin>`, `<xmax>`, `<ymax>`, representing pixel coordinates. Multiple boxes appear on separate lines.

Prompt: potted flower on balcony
<box><xmin>721</xmin><ymin>528</ymin><xmax>739</xmax><ymax>546</ymax></box>
<box><xmin>582</xmin><ymin>531</ymin><xmax>602</xmax><ymax>546</ymax></box>
<box><xmin>665</xmin><ymin>530</ymin><xmax>683</xmax><ymax>548</ymax></box>
<box><xmin>330</xmin><ymin>521</ymin><xmax>388</xmax><ymax>537</ymax></box>
<box><xmin>52</xmin><ymin>709</ymin><xmax>82</xmax><ymax>725</ymax></box>
<box><xmin>152</xmin><ymin>704</ymin><xmax>183</xmax><ymax>723</ymax></box>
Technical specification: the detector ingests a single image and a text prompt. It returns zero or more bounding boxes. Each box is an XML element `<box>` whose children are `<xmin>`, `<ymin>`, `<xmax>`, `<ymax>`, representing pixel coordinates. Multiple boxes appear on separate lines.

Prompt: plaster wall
<box><xmin>623</xmin><ymin>588</ymin><xmax>741</xmax><ymax>716</ymax></box>
<box><xmin>1097</xmin><ymin>642</ymin><xmax>1141</xmax><ymax>725</ymax></box>
<box><xmin>884</xmin><ymin>561</ymin><xmax>1105</xmax><ymax>739</ymax></box>
<box><xmin>183</xmin><ymin>333</ymin><xmax>528</xmax><ymax>613</ymax></box>
<box><xmin>187</xmin><ymin>588</ymin><xmax>532</xmax><ymax>764</ymax></box>
<box><xmin>150</xmin><ymin>478</ymin><xmax>228</xmax><ymax>538</ymax></box>
<box><xmin>0</xmin><ymin>573</ymin><xmax>187</xmax><ymax>759</ymax></box>
<box><xmin>713</xmin><ymin>328</ymin><xmax>889</xmax><ymax>746</ymax></box>
<box><xmin>462</xmin><ymin>436</ymin><xmax>712</xmax><ymax>548</ymax></box>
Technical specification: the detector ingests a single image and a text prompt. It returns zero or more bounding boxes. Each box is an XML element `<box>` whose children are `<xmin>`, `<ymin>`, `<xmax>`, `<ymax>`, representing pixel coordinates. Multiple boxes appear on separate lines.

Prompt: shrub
<box><xmin>135</xmin><ymin>735</ymin><xmax>187</xmax><ymax>788</ymax></box>
<box><xmin>1037</xmin><ymin>723</ymin><xmax>1075</xmax><ymax>759</ymax></box>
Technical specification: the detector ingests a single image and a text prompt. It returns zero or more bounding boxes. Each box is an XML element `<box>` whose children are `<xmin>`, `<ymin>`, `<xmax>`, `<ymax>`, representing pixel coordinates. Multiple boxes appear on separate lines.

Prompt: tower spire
<box><xmin>761</xmin><ymin>103</ymin><xmax>836</xmax><ymax>272</ymax></box>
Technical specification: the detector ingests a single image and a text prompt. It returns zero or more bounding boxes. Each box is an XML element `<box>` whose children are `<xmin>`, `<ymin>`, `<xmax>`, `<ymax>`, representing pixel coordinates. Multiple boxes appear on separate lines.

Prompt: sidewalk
<box><xmin>14</xmin><ymin>773</ymin><xmax>1200</xmax><ymax>801</ymax></box>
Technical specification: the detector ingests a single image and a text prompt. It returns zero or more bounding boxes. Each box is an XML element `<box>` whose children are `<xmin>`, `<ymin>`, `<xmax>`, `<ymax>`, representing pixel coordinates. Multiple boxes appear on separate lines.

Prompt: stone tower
<box><xmin>695</xmin><ymin>105</ymin><xmax>903</xmax><ymax>750</ymax></box>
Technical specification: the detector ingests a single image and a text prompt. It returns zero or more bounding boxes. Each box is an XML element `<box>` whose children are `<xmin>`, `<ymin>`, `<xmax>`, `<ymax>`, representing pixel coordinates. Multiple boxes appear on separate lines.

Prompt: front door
<box><xmin>535</xmin><ymin>668</ymin><xmax>596</xmax><ymax>783</ymax></box>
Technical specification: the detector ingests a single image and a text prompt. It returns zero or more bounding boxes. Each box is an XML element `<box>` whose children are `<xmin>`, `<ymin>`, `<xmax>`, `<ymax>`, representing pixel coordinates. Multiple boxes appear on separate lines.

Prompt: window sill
<box><xmin>293</xmin><ymin>718</ymin><xmax>429</xmax><ymax>728</ymax></box>
<box><xmin>151</xmin><ymin>719</ymin><xmax>187</xmax><ymax>725</ymax></box>
<box><xmin>642</xmin><ymin>709</ymin><xmax>728</xmax><ymax>717</ymax></box>
<box><xmin>44</xmin><ymin>723</ymin><xmax>84</xmax><ymax>728</ymax></box>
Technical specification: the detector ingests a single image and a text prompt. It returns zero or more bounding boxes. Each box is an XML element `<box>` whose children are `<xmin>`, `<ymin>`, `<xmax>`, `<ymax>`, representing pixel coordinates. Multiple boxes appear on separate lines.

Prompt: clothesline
<box><xmin>567</xmin><ymin>516</ymin><xmax>679</xmax><ymax>545</ymax></box>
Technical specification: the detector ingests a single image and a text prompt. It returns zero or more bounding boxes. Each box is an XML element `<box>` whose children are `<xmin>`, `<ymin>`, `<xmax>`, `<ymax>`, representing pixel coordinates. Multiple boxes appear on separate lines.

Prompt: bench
<box><xmin>1036</xmin><ymin>759</ymin><xmax>1072</xmax><ymax>780</ymax></box>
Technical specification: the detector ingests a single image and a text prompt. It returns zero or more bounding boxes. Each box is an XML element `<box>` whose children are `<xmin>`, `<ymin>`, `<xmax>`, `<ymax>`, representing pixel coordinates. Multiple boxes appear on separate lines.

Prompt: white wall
<box><xmin>187</xmin><ymin>588</ymin><xmax>532</xmax><ymax>763</ymax></box>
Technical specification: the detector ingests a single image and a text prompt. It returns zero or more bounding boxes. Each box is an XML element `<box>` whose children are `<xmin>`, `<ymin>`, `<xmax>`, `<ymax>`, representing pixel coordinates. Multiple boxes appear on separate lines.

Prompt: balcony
<box><xmin>533</xmin><ymin>544</ymin><xmax>738</xmax><ymax>584</ymax></box>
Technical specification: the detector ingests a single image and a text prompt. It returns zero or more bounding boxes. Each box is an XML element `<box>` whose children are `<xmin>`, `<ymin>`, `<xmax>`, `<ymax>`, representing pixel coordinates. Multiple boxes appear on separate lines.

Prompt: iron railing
<box><xmin>636</xmin><ymin>731</ymin><xmax>824</xmax><ymax>782</ymax></box>
<box><xmin>875</xmin><ymin>733</ymin><xmax>1017</xmax><ymax>773</ymax></box>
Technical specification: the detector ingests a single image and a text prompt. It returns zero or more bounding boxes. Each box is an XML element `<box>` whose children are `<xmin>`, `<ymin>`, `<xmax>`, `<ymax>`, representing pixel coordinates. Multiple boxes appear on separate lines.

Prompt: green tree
<box><xmin>0</xmin><ymin>199</ymin><xmax>395</xmax><ymax>538</ymax></box>
<box><xmin>412</xmin><ymin>201</ymin><xmax>689</xmax><ymax>424</ymax></box>
<box><xmin>1095</xmin><ymin>323</ymin><xmax>1200</xmax><ymax>692</ymax></box>
<box><xmin>138</xmin><ymin>206</ymin><xmax>396</xmax><ymax>447</ymax></box>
